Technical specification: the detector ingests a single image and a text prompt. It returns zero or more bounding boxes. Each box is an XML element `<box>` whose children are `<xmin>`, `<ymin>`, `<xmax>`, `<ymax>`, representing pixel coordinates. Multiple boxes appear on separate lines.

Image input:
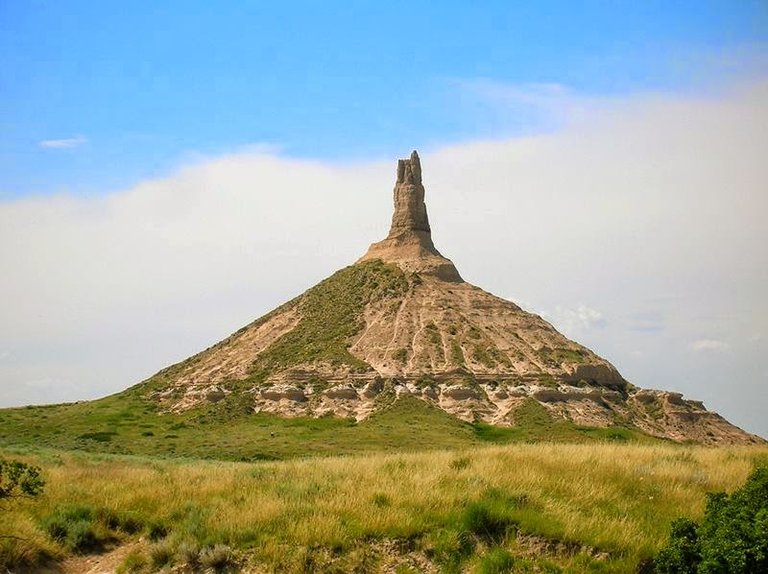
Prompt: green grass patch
<box><xmin>538</xmin><ymin>347</ymin><xmax>588</xmax><ymax>366</ymax></box>
<box><xmin>0</xmin><ymin>389</ymin><xmax>663</xmax><ymax>463</ymax></box>
<box><xmin>450</xmin><ymin>340</ymin><xmax>465</xmax><ymax>366</ymax></box>
<box><xmin>253</xmin><ymin>260</ymin><xmax>409</xmax><ymax>372</ymax></box>
<box><xmin>472</xmin><ymin>344</ymin><xmax>497</xmax><ymax>368</ymax></box>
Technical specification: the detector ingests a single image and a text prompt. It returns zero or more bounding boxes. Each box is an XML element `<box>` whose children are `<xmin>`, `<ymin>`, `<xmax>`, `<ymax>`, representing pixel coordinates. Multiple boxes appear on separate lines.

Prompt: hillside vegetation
<box><xmin>2</xmin><ymin>443</ymin><xmax>767</xmax><ymax>573</ymax></box>
<box><xmin>0</xmin><ymin>393</ymin><xmax>664</xmax><ymax>462</ymax></box>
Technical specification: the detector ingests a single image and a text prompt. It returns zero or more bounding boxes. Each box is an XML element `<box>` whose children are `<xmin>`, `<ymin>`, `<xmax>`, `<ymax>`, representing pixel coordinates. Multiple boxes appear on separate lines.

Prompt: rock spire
<box><xmin>359</xmin><ymin>151</ymin><xmax>462</xmax><ymax>282</ymax></box>
<box><xmin>390</xmin><ymin>151</ymin><xmax>430</xmax><ymax>235</ymax></box>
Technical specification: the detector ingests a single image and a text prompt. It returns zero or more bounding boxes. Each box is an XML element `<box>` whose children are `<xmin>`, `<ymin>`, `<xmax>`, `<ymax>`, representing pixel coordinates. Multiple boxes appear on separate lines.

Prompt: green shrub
<box><xmin>655</xmin><ymin>518</ymin><xmax>700</xmax><ymax>573</ymax></box>
<box><xmin>655</xmin><ymin>465</ymin><xmax>768</xmax><ymax>573</ymax></box>
<box><xmin>0</xmin><ymin>458</ymin><xmax>44</xmax><ymax>500</ymax></box>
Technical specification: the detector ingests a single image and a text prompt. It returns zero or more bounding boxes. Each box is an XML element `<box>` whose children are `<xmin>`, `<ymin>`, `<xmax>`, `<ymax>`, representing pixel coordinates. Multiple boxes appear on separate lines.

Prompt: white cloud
<box><xmin>543</xmin><ymin>304</ymin><xmax>606</xmax><ymax>336</ymax></box>
<box><xmin>2</xmin><ymin>79</ymin><xmax>767</xmax><ymax>439</ymax></box>
<box><xmin>39</xmin><ymin>136</ymin><xmax>87</xmax><ymax>149</ymax></box>
<box><xmin>690</xmin><ymin>339</ymin><xmax>731</xmax><ymax>353</ymax></box>
<box><xmin>453</xmin><ymin>79</ymin><xmax>578</xmax><ymax>134</ymax></box>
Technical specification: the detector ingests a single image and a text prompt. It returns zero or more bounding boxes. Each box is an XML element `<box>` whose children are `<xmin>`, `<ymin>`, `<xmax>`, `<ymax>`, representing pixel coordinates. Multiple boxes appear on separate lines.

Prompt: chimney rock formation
<box><xmin>392</xmin><ymin>150</ymin><xmax>430</xmax><ymax>233</ymax></box>
<box><xmin>359</xmin><ymin>150</ymin><xmax>462</xmax><ymax>282</ymax></box>
<box><xmin>139</xmin><ymin>150</ymin><xmax>763</xmax><ymax>446</ymax></box>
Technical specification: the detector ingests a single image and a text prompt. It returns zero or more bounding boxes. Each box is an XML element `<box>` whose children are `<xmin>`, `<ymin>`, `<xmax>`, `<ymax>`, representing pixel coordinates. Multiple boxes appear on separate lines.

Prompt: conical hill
<box><xmin>146</xmin><ymin>151</ymin><xmax>760</xmax><ymax>445</ymax></box>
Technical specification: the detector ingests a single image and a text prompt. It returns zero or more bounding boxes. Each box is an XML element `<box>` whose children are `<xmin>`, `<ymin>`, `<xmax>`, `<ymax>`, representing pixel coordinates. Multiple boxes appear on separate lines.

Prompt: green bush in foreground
<box><xmin>0</xmin><ymin>458</ymin><xmax>44</xmax><ymax>501</ymax></box>
<box><xmin>655</xmin><ymin>465</ymin><xmax>768</xmax><ymax>573</ymax></box>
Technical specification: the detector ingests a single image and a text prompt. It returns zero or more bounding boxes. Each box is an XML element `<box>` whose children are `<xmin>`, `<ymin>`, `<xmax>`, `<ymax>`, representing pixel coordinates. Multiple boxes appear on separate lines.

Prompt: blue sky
<box><xmin>1</xmin><ymin>1</ymin><xmax>766</xmax><ymax>197</ymax></box>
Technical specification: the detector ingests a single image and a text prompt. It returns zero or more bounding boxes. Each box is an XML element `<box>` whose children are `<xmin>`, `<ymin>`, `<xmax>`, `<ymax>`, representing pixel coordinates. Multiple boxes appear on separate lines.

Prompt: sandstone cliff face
<box><xmin>145</xmin><ymin>151</ymin><xmax>762</xmax><ymax>445</ymax></box>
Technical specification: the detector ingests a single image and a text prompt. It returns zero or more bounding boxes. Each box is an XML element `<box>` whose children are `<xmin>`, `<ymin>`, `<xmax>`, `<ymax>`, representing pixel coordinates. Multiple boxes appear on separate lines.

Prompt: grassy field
<box><xmin>2</xmin><ymin>443</ymin><xmax>767</xmax><ymax>573</ymax></box>
<box><xmin>0</xmin><ymin>388</ymin><xmax>665</xmax><ymax>463</ymax></box>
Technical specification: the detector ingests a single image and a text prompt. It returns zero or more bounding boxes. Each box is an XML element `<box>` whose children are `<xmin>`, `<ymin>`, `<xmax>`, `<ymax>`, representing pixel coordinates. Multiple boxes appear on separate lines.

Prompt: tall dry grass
<box><xmin>2</xmin><ymin>443</ymin><xmax>766</xmax><ymax>572</ymax></box>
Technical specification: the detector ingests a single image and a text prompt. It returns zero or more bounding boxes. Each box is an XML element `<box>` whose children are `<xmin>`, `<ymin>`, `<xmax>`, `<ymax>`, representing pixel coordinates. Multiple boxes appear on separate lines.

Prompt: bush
<box><xmin>0</xmin><ymin>458</ymin><xmax>44</xmax><ymax>500</ymax></box>
<box><xmin>655</xmin><ymin>465</ymin><xmax>768</xmax><ymax>573</ymax></box>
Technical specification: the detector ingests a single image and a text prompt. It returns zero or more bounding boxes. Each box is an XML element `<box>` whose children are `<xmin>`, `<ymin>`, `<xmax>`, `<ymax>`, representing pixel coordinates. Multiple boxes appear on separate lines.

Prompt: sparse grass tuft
<box><xmin>450</xmin><ymin>340</ymin><xmax>465</xmax><ymax>366</ymax></box>
<box><xmin>393</xmin><ymin>348</ymin><xmax>408</xmax><ymax>363</ymax></box>
<box><xmin>117</xmin><ymin>549</ymin><xmax>148</xmax><ymax>573</ymax></box>
<box><xmin>477</xmin><ymin>547</ymin><xmax>515</xmax><ymax>574</ymax></box>
<box><xmin>148</xmin><ymin>540</ymin><xmax>174</xmax><ymax>568</ymax></box>
<box><xmin>200</xmin><ymin>543</ymin><xmax>237</xmax><ymax>571</ymax></box>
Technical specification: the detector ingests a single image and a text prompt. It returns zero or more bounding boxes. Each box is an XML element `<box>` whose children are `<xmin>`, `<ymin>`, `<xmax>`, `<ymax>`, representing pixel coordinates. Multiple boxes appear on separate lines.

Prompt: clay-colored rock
<box><xmin>261</xmin><ymin>385</ymin><xmax>307</xmax><ymax>402</ymax></box>
<box><xmin>359</xmin><ymin>151</ymin><xmax>462</xmax><ymax>281</ymax></box>
<box><xmin>442</xmin><ymin>385</ymin><xmax>482</xmax><ymax>400</ymax></box>
<box><xmin>325</xmin><ymin>385</ymin><xmax>359</xmax><ymax>400</ymax></box>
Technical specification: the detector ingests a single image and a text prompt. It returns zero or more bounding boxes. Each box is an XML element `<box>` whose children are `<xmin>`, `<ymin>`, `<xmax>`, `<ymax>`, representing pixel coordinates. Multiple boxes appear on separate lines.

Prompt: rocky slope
<box><xmin>145</xmin><ymin>151</ymin><xmax>761</xmax><ymax>445</ymax></box>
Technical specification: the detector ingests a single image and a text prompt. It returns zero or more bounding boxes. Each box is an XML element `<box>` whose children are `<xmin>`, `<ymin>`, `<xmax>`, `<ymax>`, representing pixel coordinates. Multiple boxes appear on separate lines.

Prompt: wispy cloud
<box><xmin>39</xmin><ymin>136</ymin><xmax>87</xmax><ymax>149</ymax></box>
<box><xmin>690</xmin><ymin>339</ymin><xmax>731</xmax><ymax>353</ymax></box>
<box><xmin>627</xmin><ymin>312</ymin><xmax>666</xmax><ymax>333</ymax></box>
<box><xmin>543</xmin><ymin>304</ymin><xmax>606</xmax><ymax>336</ymax></box>
<box><xmin>452</xmin><ymin>79</ymin><xmax>579</xmax><ymax>134</ymax></box>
